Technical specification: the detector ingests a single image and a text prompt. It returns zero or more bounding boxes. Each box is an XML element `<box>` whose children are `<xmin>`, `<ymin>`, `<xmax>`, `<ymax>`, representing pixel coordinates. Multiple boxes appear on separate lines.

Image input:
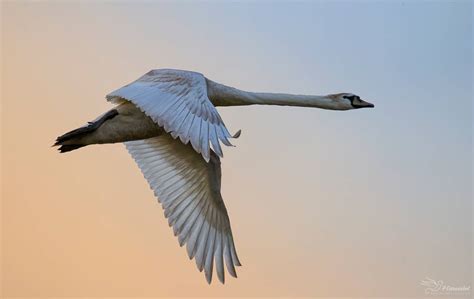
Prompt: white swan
<box><xmin>55</xmin><ymin>69</ymin><xmax>374</xmax><ymax>284</ymax></box>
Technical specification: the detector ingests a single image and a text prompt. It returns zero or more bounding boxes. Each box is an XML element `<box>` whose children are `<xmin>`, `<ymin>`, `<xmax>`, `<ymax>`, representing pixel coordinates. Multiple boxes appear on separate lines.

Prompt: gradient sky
<box><xmin>1</xmin><ymin>1</ymin><xmax>472</xmax><ymax>298</ymax></box>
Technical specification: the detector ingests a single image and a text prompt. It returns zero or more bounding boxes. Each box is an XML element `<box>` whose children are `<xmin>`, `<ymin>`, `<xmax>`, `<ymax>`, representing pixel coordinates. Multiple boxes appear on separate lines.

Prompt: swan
<box><xmin>55</xmin><ymin>69</ymin><xmax>374</xmax><ymax>284</ymax></box>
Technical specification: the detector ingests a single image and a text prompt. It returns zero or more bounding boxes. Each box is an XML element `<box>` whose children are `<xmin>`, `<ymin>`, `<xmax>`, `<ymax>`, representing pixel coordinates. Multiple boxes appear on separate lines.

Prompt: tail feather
<box><xmin>54</xmin><ymin>124</ymin><xmax>96</xmax><ymax>146</ymax></box>
<box><xmin>54</xmin><ymin>124</ymin><xmax>94</xmax><ymax>153</ymax></box>
<box><xmin>54</xmin><ymin>109</ymin><xmax>118</xmax><ymax>153</ymax></box>
<box><xmin>57</xmin><ymin>144</ymin><xmax>86</xmax><ymax>153</ymax></box>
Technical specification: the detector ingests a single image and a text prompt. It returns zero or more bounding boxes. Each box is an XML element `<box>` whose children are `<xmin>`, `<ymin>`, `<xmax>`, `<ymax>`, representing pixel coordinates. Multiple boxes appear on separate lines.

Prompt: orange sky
<box><xmin>1</xmin><ymin>2</ymin><xmax>471</xmax><ymax>298</ymax></box>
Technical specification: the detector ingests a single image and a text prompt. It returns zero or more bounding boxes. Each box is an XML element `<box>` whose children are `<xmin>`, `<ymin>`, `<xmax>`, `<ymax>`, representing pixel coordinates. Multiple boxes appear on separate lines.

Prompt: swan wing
<box><xmin>107</xmin><ymin>69</ymin><xmax>237</xmax><ymax>162</ymax></box>
<box><xmin>125</xmin><ymin>134</ymin><xmax>241</xmax><ymax>284</ymax></box>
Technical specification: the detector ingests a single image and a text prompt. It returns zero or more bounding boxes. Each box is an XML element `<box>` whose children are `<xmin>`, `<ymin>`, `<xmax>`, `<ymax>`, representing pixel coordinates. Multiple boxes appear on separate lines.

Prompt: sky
<box><xmin>1</xmin><ymin>1</ymin><xmax>472</xmax><ymax>298</ymax></box>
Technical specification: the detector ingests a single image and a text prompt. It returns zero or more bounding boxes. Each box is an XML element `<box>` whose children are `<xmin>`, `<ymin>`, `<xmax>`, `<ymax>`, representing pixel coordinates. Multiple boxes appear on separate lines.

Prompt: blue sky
<box><xmin>3</xmin><ymin>1</ymin><xmax>472</xmax><ymax>296</ymax></box>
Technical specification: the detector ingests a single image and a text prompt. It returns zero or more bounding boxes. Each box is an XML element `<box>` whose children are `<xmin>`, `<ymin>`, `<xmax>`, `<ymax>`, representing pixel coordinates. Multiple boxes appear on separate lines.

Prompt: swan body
<box><xmin>55</xmin><ymin>69</ymin><xmax>374</xmax><ymax>284</ymax></box>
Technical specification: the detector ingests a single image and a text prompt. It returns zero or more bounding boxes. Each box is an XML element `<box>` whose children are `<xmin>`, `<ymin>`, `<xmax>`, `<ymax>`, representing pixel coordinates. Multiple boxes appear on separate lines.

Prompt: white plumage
<box><xmin>107</xmin><ymin>69</ymin><xmax>238</xmax><ymax>162</ymax></box>
<box><xmin>55</xmin><ymin>69</ymin><xmax>374</xmax><ymax>284</ymax></box>
<box><xmin>125</xmin><ymin>134</ymin><xmax>240</xmax><ymax>283</ymax></box>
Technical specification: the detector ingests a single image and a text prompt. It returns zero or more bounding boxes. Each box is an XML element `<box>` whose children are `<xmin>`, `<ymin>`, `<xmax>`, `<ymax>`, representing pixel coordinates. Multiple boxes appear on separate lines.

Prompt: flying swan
<box><xmin>55</xmin><ymin>69</ymin><xmax>374</xmax><ymax>284</ymax></box>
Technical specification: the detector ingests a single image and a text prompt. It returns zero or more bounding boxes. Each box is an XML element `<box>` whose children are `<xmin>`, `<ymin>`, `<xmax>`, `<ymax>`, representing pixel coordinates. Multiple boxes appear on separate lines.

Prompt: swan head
<box><xmin>327</xmin><ymin>93</ymin><xmax>374</xmax><ymax>110</ymax></box>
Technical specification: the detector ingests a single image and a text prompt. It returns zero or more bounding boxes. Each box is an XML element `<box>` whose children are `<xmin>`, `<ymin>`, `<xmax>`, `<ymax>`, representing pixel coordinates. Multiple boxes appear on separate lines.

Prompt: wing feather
<box><xmin>125</xmin><ymin>134</ymin><xmax>240</xmax><ymax>284</ymax></box>
<box><xmin>186</xmin><ymin>197</ymin><xmax>210</xmax><ymax>259</ymax></box>
<box><xmin>190</xmin><ymin>118</ymin><xmax>202</xmax><ymax>154</ymax></box>
<box><xmin>108</xmin><ymin>69</ymin><xmax>239</xmax><ymax>161</ymax></box>
<box><xmin>224</xmin><ymin>235</ymin><xmax>237</xmax><ymax>277</ymax></box>
<box><xmin>204</xmin><ymin>209</ymin><xmax>217</xmax><ymax>283</ymax></box>
<box><xmin>200</xmin><ymin>122</ymin><xmax>210</xmax><ymax>161</ymax></box>
<box><xmin>195</xmin><ymin>208</ymin><xmax>212</xmax><ymax>271</ymax></box>
<box><xmin>210</xmin><ymin>126</ymin><xmax>223</xmax><ymax>158</ymax></box>
<box><xmin>215</xmin><ymin>224</ymin><xmax>225</xmax><ymax>284</ymax></box>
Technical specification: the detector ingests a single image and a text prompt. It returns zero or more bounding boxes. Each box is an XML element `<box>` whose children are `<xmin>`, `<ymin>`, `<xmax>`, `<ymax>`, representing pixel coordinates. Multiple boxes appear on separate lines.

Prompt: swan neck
<box><xmin>207</xmin><ymin>79</ymin><xmax>333</xmax><ymax>109</ymax></box>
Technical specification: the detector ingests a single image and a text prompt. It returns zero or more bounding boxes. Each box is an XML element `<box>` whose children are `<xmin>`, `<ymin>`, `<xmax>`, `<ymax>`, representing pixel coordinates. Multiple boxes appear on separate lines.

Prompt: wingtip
<box><xmin>232</xmin><ymin>129</ymin><xmax>241</xmax><ymax>139</ymax></box>
<box><xmin>205</xmin><ymin>273</ymin><xmax>212</xmax><ymax>284</ymax></box>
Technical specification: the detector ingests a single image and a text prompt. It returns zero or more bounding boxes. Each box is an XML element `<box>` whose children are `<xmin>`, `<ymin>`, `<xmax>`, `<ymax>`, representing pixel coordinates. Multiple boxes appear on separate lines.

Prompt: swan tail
<box><xmin>56</xmin><ymin>144</ymin><xmax>86</xmax><ymax>153</ymax></box>
<box><xmin>54</xmin><ymin>109</ymin><xmax>119</xmax><ymax>153</ymax></box>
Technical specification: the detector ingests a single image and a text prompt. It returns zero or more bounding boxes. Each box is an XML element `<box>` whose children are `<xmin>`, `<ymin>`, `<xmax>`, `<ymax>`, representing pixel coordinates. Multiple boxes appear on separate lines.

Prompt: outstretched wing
<box><xmin>107</xmin><ymin>69</ymin><xmax>238</xmax><ymax>162</ymax></box>
<box><xmin>125</xmin><ymin>134</ymin><xmax>241</xmax><ymax>284</ymax></box>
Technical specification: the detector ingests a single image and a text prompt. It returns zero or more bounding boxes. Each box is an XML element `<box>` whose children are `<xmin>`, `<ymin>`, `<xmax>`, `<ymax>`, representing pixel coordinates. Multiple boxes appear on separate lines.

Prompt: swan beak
<box><xmin>354</xmin><ymin>99</ymin><xmax>375</xmax><ymax>109</ymax></box>
<box><xmin>364</xmin><ymin>101</ymin><xmax>375</xmax><ymax>108</ymax></box>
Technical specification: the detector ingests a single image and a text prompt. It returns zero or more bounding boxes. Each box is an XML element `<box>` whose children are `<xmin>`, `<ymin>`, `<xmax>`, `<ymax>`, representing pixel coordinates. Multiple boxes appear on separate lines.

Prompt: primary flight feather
<box><xmin>55</xmin><ymin>69</ymin><xmax>374</xmax><ymax>284</ymax></box>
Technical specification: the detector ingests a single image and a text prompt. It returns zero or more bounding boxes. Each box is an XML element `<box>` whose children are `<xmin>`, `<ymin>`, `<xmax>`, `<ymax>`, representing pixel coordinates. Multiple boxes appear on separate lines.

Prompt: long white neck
<box><xmin>206</xmin><ymin>79</ymin><xmax>347</xmax><ymax>110</ymax></box>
